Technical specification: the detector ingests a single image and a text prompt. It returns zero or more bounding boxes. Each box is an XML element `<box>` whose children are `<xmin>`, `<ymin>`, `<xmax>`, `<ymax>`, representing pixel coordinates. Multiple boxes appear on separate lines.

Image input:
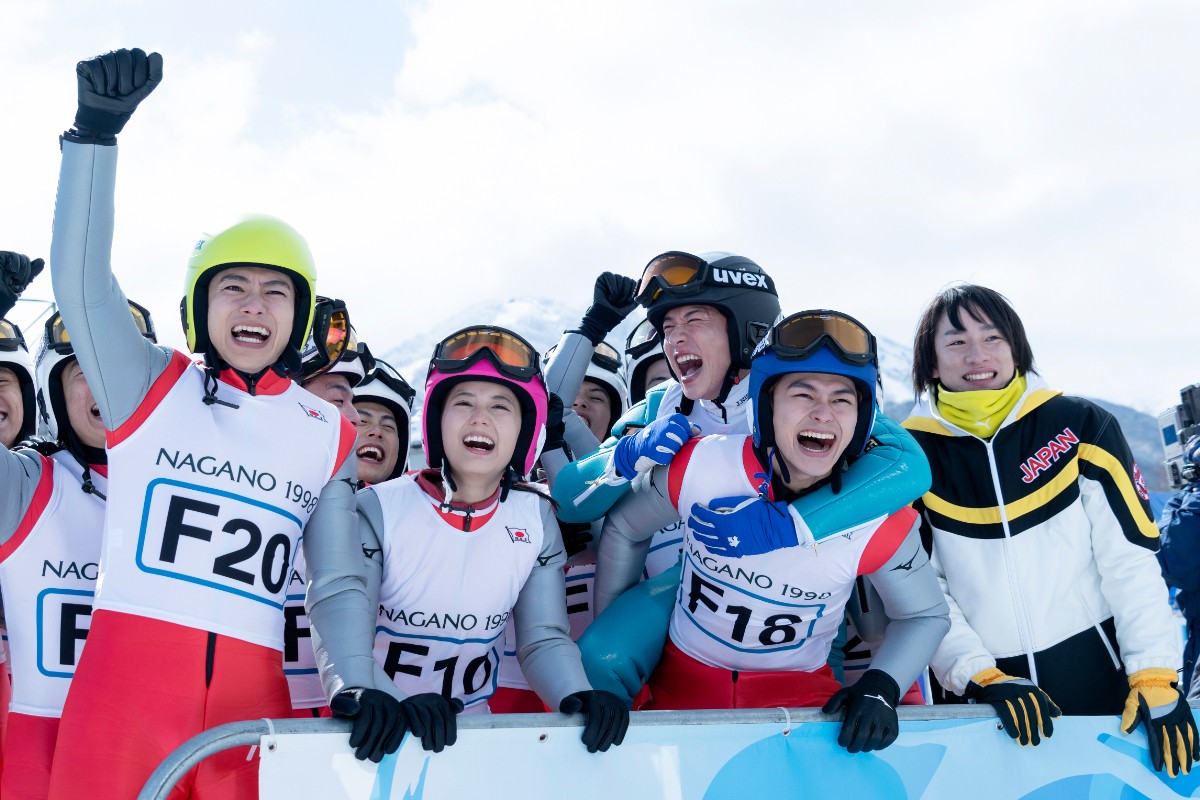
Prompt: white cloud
<box><xmin>3</xmin><ymin>0</ymin><xmax>1198</xmax><ymax>413</ymax></box>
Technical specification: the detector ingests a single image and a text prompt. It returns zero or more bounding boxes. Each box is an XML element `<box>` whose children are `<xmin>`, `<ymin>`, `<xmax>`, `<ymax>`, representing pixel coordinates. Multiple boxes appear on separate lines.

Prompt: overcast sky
<box><xmin>3</xmin><ymin>0</ymin><xmax>1198</xmax><ymax>412</ymax></box>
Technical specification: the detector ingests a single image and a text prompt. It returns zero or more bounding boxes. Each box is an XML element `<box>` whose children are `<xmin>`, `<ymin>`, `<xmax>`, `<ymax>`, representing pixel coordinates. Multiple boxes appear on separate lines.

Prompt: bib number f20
<box><xmin>137</xmin><ymin>480</ymin><xmax>302</xmax><ymax>607</ymax></box>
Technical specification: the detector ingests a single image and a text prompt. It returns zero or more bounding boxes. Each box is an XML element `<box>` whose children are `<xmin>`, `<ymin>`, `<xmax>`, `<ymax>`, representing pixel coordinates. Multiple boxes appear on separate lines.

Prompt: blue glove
<box><xmin>612</xmin><ymin>413</ymin><xmax>691</xmax><ymax>479</ymax></box>
<box><xmin>688</xmin><ymin>495</ymin><xmax>799</xmax><ymax>558</ymax></box>
<box><xmin>1187</xmin><ymin>438</ymin><xmax>1200</xmax><ymax>466</ymax></box>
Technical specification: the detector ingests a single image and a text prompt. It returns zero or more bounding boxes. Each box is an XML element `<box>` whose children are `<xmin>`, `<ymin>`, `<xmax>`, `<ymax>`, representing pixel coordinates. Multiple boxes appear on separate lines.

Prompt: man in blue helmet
<box><xmin>589</xmin><ymin>309</ymin><xmax>949</xmax><ymax>751</ymax></box>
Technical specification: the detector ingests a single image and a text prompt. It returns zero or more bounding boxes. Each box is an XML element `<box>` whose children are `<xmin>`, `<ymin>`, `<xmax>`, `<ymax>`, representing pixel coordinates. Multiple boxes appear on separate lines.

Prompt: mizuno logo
<box><xmin>865</xmin><ymin>693</ymin><xmax>892</xmax><ymax>709</ymax></box>
<box><xmin>1019</xmin><ymin>427</ymin><xmax>1078</xmax><ymax>484</ymax></box>
<box><xmin>890</xmin><ymin>545</ymin><xmax>920</xmax><ymax>572</ymax></box>
<box><xmin>362</xmin><ymin>546</ymin><xmax>382</xmax><ymax>560</ymax></box>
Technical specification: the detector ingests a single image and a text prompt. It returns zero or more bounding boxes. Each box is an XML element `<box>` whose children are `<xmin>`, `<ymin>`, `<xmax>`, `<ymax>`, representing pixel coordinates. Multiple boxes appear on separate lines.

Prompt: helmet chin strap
<box><xmin>499</xmin><ymin>466</ymin><xmax>517</xmax><ymax>503</ymax></box>
<box><xmin>438</xmin><ymin>462</ymin><xmax>458</xmax><ymax>512</ymax></box>
<box><xmin>200</xmin><ymin>352</ymin><xmax>240</xmax><ymax>409</ymax></box>
<box><xmin>274</xmin><ymin>345</ymin><xmax>302</xmax><ymax>379</ymax></box>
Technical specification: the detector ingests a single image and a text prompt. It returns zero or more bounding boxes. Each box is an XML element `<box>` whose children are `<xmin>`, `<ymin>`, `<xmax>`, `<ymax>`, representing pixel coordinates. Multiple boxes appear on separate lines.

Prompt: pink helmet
<box><xmin>422</xmin><ymin>326</ymin><xmax>548</xmax><ymax>478</ymax></box>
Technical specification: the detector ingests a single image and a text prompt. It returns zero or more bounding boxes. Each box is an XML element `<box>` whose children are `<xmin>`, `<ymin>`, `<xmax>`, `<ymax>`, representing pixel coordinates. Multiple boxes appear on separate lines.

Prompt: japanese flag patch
<box><xmin>1132</xmin><ymin>463</ymin><xmax>1150</xmax><ymax>502</ymax></box>
<box><xmin>299</xmin><ymin>403</ymin><xmax>328</xmax><ymax>423</ymax></box>
<box><xmin>506</xmin><ymin>527</ymin><xmax>532</xmax><ymax>544</ymax></box>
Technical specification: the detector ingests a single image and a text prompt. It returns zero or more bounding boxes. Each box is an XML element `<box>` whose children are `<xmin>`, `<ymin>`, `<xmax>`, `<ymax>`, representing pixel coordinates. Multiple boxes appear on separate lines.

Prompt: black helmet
<box><xmin>638</xmin><ymin>251</ymin><xmax>780</xmax><ymax>372</ymax></box>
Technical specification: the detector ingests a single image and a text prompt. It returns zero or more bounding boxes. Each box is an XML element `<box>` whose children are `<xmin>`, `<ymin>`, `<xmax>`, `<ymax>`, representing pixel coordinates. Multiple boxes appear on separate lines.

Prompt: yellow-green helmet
<box><xmin>181</xmin><ymin>214</ymin><xmax>317</xmax><ymax>359</ymax></box>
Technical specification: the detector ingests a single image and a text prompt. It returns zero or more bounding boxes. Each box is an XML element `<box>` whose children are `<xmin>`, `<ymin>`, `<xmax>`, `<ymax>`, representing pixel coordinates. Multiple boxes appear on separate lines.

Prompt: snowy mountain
<box><xmin>375</xmin><ymin>296</ymin><xmax>1172</xmax><ymax>490</ymax></box>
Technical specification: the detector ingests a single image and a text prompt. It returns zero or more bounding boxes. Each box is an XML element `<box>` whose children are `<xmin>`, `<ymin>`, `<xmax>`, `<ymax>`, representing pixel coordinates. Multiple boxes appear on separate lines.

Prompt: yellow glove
<box><xmin>1121</xmin><ymin>668</ymin><xmax>1199</xmax><ymax>777</ymax></box>
<box><xmin>966</xmin><ymin>668</ymin><xmax>1061</xmax><ymax>746</ymax></box>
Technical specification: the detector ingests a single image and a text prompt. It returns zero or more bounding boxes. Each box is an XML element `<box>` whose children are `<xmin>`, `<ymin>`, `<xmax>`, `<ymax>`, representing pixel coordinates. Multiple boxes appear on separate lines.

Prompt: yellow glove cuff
<box><xmin>1129</xmin><ymin>668</ymin><xmax>1179</xmax><ymax>691</ymax></box>
<box><xmin>971</xmin><ymin>668</ymin><xmax>1014</xmax><ymax>688</ymax></box>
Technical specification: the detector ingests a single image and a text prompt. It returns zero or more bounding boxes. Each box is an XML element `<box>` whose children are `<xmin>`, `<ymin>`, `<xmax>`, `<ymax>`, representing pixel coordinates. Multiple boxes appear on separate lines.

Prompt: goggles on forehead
<box><xmin>432</xmin><ymin>326</ymin><xmax>541</xmax><ymax>381</ymax></box>
<box><xmin>544</xmin><ymin>340</ymin><xmax>623</xmax><ymax>374</ymax></box>
<box><xmin>766</xmin><ymin>310</ymin><xmax>877</xmax><ymax>367</ymax></box>
<box><xmin>624</xmin><ymin>317</ymin><xmax>660</xmax><ymax>360</ymax></box>
<box><xmin>368</xmin><ymin>359</ymin><xmax>416</xmax><ymax>405</ymax></box>
<box><xmin>302</xmin><ymin>297</ymin><xmax>355</xmax><ymax>380</ymax></box>
<box><xmin>635</xmin><ymin>251</ymin><xmax>712</xmax><ymax>305</ymax></box>
<box><xmin>1</xmin><ymin>318</ymin><xmax>27</xmax><ymax>352</ymax></box>
<box><xmin>45</xmin><ymin>300</ymin><xmax>157</xmax><ymax>355</ymax></box>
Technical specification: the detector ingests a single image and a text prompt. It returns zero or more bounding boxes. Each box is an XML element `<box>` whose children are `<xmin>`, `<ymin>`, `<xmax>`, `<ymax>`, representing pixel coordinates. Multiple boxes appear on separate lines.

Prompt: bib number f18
<box><xmin>679</xmin><ymin>553</ymin><xmax>824</xmax><ymax>654</ymax></box>
<box><xmin>137</xmin><ymin>479</ymin><xmax>302</xmax><ymax>607</ymax></box>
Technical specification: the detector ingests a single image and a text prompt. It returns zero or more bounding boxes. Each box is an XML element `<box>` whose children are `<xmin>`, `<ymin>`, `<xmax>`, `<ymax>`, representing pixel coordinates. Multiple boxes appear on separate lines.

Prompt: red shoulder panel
<box><xmin>668</xmin><ymin>438</ymin><xmax>703</xmax><ymax>510</ymax></box>
<box><xmin>331</xmin><ymin>414</ymin><xmax>358</xmax><ymax>480</ymax></box>
<box><xmin>857</xmin><ymin>506</ymin><xmax>919</xmax><ymax>576</ymax></box>
<box><xmin>0</xmin><ymin>454</ymin><xmax>55</xmax><ymax>561</ymax></box>
<box><xmin>107</xmin><ymin>350</ymin><xmax>192</xmax><ymax>448</ymax></box>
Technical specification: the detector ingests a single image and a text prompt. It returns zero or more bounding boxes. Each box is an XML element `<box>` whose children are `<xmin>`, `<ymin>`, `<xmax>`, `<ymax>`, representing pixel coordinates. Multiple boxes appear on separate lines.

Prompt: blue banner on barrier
<box><xmin>257</xmin><ymin>711</ymin><xmax>1200</xmax><ymax>799</ymax></box>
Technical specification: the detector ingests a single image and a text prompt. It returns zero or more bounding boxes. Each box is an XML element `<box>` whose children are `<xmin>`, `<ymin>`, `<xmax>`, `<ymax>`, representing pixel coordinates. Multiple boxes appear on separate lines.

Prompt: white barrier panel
<box><xmin>257</xmin><ymin>711</ymin><xmax>1200</xmax><ymax>799</ymax></box>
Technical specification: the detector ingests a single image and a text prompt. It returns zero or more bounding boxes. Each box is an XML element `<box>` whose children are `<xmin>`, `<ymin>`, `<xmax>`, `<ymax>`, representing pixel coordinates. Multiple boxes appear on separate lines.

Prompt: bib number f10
<box><xmin>137</xmin><ymin>479</ymin><xmax>302</xmax><ymax>607</ymax></box>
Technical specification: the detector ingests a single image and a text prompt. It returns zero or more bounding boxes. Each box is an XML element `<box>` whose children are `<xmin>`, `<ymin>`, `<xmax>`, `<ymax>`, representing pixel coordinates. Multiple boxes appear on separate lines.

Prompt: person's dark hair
<box><xmin>911</xmin><ymin>284</ymin><xmax>1035</xmax><ymax>397</ymax></box>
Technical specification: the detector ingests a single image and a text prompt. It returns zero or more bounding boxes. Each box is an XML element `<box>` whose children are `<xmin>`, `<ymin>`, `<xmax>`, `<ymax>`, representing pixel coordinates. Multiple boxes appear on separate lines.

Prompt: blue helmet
<box><xmin>750</xmin><ymin>310</ymin><xmax>879</xmax><ymax>464</ymax></box>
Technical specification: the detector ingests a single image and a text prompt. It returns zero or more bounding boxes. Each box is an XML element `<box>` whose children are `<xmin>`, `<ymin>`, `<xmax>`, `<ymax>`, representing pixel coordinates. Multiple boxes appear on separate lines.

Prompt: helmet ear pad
<box><xmin>42</xmin><ymin>355</ymin><xmax>76</xmax><ymax>445</ymax></box>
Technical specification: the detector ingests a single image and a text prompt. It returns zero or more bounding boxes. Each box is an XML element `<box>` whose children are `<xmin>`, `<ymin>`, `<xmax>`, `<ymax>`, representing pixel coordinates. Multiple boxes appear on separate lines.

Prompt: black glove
<box><xmin>821</xmin><ymin>669</ymin><xmax>901</xmax><ymax>753</ymax></box>
<box><xmin>331</xmin><ymin>688</ymin><xmax>408</xmax><ymax>763</ymax></box>
<box><xmin>965</xmin><ymin>668</ymin><xmax>1060</xmax><ymax>746</ymax></box>
<box><xmin>576</xmin><ymin>272</ymin><xmax>638</xmax><ymax>345</ymax></box>
<box><xmin>543</xmin><ymin>392</ymin><xmax>567</xmax><ymax>454</ymax></box>
<box><xmin>0</xmin><ymin>252</ymin><xmax>45</xmax><ymax>320</ymax></box>
<box><xmin>399</xmin><ymin>692</ymin><xmax>463</xmax><ymax>753</ymax></box>
<box><xmin>72</xmin><ymin>48</ymin><xmax>163</xmax><ymax>140</ymax></box>
<box><xmin>14</xmin><ymin>436</ymin><xmax>62</xmax><ymax>457</ymax></box>
<box><xmin>559</xmin><ymin>689</ymin><xmax>630</xmax><ymax>753</ymax></box>
<box><xmin>559</xmin><ymin>520</ymin><xmax>594</xmax><ymax>557</ymax></box>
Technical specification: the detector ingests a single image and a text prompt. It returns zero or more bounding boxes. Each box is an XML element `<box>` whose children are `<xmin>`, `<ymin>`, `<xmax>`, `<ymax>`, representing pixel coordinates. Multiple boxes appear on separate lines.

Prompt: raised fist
<box><xmin>0</xmin><ymin>251</ymin><xmax>46</xmax><ymax>320</ymax></box>
<box><xmin>73</xmin><ymin>48</ymin><xmax>163</xmax><ymax>139</ymax></box>
<box><xmin>577</xmin><ymin>271</ymin><xmax>639</xmax><ymax>345</ymax></box>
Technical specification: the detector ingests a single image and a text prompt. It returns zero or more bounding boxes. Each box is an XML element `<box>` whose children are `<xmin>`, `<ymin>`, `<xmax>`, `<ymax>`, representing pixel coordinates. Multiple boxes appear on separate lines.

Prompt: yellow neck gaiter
<box><xmin>936</xmin><ymin>373</ymin><xmax>1026</xmax><ymax>439</ymax></box>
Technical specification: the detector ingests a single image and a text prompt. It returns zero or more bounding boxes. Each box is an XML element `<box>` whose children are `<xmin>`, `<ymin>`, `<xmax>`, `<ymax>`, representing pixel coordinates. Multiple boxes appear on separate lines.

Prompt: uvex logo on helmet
<box><xmin>711</xmin><ymin>268</ymin><xmax>772</xmax><ymax>290</ymax></box>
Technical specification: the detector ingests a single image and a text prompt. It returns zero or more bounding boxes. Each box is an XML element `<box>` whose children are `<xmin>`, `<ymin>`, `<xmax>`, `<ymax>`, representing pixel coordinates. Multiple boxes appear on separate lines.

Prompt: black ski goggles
<box><xmin>302</xmin><ymin>297</ymin><xmax>361</xmax><ymax>380</ymax></box>
<box><xmin>366</xmin><ymin>358</ymin><xmax>416</xmax><ymax>405</ymax></box>
<box><xmin>635</xmin><ymin>251</ymin><xmax>711</xmax><ymax>305</ymax></box>
<box><xmin>544</xmin><ymin>340</ymin><xmax>623</xmax><ymax>374</ymax></box>
<box><xmin>0</xmin><ymin>319</ymin><xmax>26</xmax><ymax>353</ymax></box>
<box><xmin>45</xmin><ymin>300</ymin><xmax>156</xmax><ymax>355</ymax></box>
<box><xmin>766</xmin><ymin>310</ymin><xmax>877</xmax><ymax>367</ymax></box>
<box><xmin>625</xmin><ymin>317</ymin><xmax>661</xmax><ymax>360</ymax></box>
<box><xmin>431</xmin><ymin>326</ymin><xmax>542</xmax><ymax>382</ymax></box>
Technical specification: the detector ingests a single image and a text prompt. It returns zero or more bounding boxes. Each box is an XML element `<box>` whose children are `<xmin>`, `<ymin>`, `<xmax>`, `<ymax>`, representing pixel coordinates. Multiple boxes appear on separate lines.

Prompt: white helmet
<box><xmin>624</xmin><ymin>316</ymin><xmax>666</xmax><ymax>405</ymax></box>
<box><xmin>0</xmin><ymin>318</ymin><xmax>37</xmax><ymax>442</ymax></box>
<box><xmin>545</xmin><ymin>339</ymin><xmax>630</xmax><ymax>436</ymax></box>
<box><xmin>35</xmin><ymin>301</ymin><xmax>157</xmax><ymax>444</ymax></box>
<box><xmin>352</xmin><ymin>357</ymin><xmax>415</xmax><ymax>478</ymax></box>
